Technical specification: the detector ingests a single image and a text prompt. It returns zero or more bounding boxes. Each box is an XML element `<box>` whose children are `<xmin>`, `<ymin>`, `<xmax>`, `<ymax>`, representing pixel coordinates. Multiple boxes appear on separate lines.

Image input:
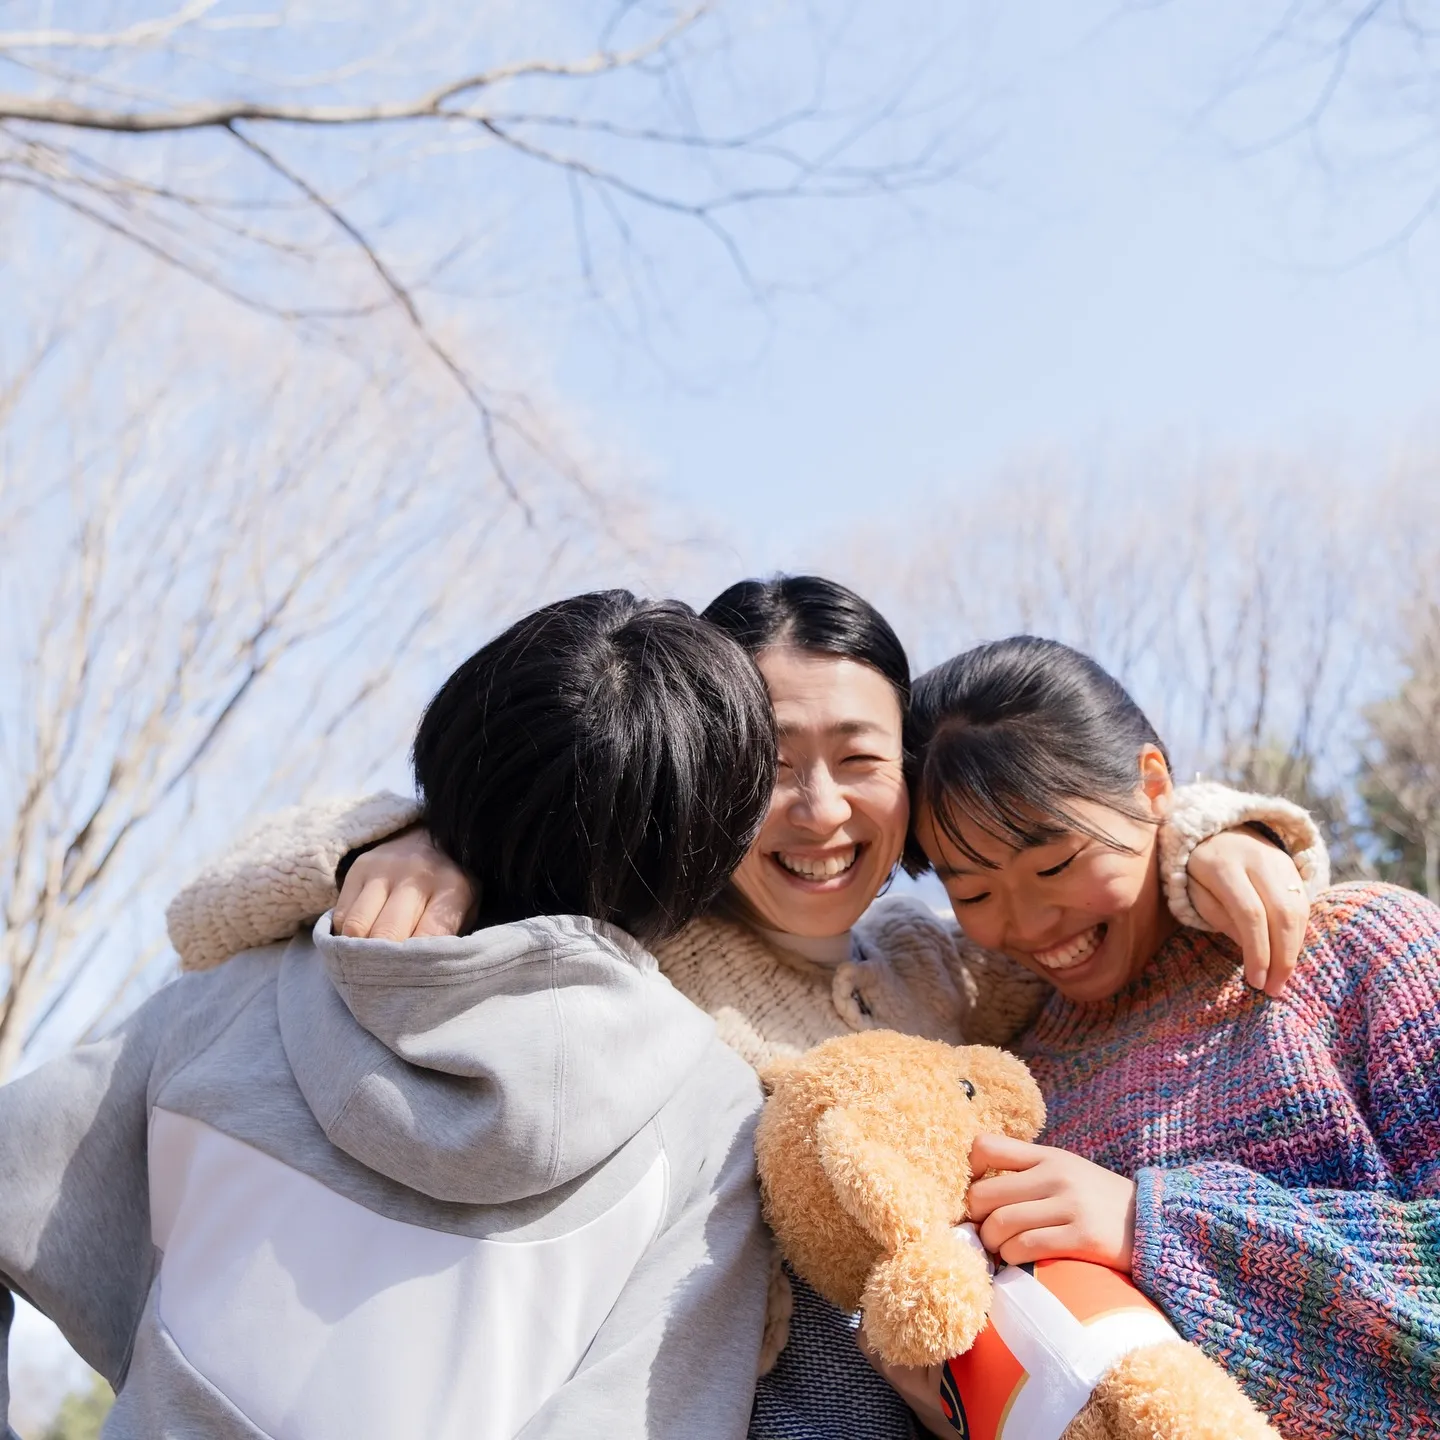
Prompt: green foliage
<box><xmin>1220</xmin><ymin>602</ymin><xmax>1440</xmax><ymax>904</ymax></box>
<box><xmin>41</xmin><ymin>1374</ymin><xmax>113</xmax><ymax>1440</ymax></box>
<box><xmin>1356</xmin><ymin>605</ymin><xmax>1440</xmax><ymax>903</ymax></box>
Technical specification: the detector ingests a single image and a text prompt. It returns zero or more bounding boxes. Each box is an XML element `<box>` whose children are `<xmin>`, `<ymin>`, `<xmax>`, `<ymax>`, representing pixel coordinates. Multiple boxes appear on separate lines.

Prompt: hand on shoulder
<box><xmin>334</xmin><ymin>828</ymin><xmax>475</xmax><ymax>940</ymax></box>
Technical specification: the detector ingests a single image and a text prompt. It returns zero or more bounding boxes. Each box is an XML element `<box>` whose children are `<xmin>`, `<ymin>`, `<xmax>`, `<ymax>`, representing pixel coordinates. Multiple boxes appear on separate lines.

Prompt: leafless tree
<box><xmin>0</xmin><ymin>0</ymin><xmax>972</xmax><ymax>1076</ymax></box>
<box><xmin>0</xmin><ymin>243</ymin><xmax>693</xmax><ymax>1079</ymax></box>
<box><xmin>848</xmin><ymin>445</ymin><xmax>1436</xmax><ymax>853</ymax></box>
<box><xmin>1148</xmin><ymin>0</ymin><xmax>1440</xmax><ymax>254</ymax></box>
<box><xmin>0</xmin><ymin>0</ymin><xmax>966</xmax><ymax>506</ymax></box>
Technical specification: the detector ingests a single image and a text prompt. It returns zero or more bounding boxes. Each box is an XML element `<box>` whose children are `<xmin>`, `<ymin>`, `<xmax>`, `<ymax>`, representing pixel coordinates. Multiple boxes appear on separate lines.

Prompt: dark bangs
<box><xmin>903</xmin><ymin>636</ymin><xmax>1170</xmax><ymax>874</ymax></box>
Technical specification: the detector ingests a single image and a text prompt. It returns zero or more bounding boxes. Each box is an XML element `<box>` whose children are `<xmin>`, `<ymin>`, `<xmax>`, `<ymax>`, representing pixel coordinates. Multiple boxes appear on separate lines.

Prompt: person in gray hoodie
<box><xmin>0</xmin><ymin>589</ymin><xmax>779</xmax><ymax>1440</ymax></box>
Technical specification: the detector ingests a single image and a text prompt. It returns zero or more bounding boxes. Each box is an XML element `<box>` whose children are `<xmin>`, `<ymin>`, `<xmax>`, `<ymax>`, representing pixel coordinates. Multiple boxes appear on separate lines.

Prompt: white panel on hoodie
<box><xmin>149</xmin><ymin>1109</ymin><xmax>667</xmax><ymax>1440</ymax></box>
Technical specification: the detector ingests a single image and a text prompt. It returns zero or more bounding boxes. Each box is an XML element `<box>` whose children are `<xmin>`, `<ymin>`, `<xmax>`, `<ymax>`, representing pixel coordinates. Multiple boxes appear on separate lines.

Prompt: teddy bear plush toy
<box><xmin>755</xmin><ymin>1030</ymin><xmax>1277</xmax><ymax>1440</ymax></box>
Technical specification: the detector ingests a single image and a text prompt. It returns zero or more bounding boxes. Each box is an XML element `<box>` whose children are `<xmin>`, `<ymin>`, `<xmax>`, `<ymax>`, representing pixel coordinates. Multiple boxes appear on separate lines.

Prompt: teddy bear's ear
<box><xmin>956</xmin><ymin>1047</ymin><xmax>1046</xmax><ymax>1143</ymax></box>
<box><xmin>816</xmin><ymin>1107</ymin><xmax>945</xmax><ymax>1252</ymax></box>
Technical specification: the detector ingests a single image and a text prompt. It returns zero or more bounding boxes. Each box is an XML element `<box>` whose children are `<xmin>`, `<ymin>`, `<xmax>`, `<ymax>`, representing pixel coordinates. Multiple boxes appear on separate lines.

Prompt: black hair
<box><xmin>702</xmin><ymin>574</ymin><xmax>910</xmax><ymax>705</ymax></box>
<box><xmin>904</xmin><ymin>636</ymin><xmax>1170</xmax><ymax>873</ymax></box>
<box><xmin>412</xmin><ymin>590</ymin><xmax>777</xmax><ymax>944</ymax></box>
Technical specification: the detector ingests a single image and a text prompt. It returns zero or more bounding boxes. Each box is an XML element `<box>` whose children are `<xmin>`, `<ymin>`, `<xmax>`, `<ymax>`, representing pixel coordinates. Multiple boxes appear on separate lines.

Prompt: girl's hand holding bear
<box><xmin>967</xmin><ymin>1134</ymin><xmax>1137</xmax><ymax>1272</ymax></box>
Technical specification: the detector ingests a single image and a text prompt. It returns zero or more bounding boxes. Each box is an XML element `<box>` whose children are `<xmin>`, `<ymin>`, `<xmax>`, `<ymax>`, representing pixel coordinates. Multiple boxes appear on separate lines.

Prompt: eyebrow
<box><xmin>932</xmin><ymin>862</ymin><xmax>989</xmax><ymax>880</ymax></box>
<box><xmin>775</xmin><ymin>719</ymin><xmax>890</xmax><ymax>741</ymax></box>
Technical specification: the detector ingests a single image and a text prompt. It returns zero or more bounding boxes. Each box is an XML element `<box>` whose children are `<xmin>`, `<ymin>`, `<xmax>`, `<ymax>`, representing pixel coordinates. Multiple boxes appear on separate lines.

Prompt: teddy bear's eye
<box><xmin>958</xmin><ymin>1078</ymin><xmax>976</xmax><ymax>1100</ymax></box>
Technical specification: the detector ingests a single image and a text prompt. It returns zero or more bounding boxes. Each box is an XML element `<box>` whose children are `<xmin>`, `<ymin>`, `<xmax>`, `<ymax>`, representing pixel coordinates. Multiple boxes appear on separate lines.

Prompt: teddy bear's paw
<box><xmin>859</xmin><ymin>1228</ymin><xmax>993</xmax><ymax>1369</ymax></box>
<box><xmin>1086</xmin><ymin>1340</ymin><xmax>1279</xmax><ymax>1440</ymax></box>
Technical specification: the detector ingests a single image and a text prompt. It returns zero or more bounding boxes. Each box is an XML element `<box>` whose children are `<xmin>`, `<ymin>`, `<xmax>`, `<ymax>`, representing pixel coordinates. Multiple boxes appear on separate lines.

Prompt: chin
<box><xmin>1052</xmin><ymin>972</ymin><xmax>1124</xmax><ymax>1003</ymax></box>
<box><xmin>774</xmin><ymin>879</ymin><xmax>882</xmax><ymax>937</ymax></box>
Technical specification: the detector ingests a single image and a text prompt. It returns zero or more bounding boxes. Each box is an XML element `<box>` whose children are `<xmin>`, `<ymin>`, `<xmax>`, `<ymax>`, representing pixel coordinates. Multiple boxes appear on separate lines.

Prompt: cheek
<box><xmin>853</xmin><ymin>771</ymin><xmax>909</xmax><ymax>848</ymax></box>
<box><xmin>732</xmin><ymin>797</ymin><xmax>787</xmax><ymax>897</ymax></box>
<box><xmin>750</xmin><ymin>784</ymin><xmax>795</xmax><ymax>851</ymax></box>
<box><xmin>1059</xmin><ymin>856</ymin><xmax>1152</xmax><ymax>917</ymax></box>
<box><xmin>949</xmin><ymin>902</ymin><xmax>1004</xmax><ymax>950</ymax></box>
<box><xmin>729</xmin><ymin>847</ymin><xmax>766</xmax><ymax>908</ymax></box>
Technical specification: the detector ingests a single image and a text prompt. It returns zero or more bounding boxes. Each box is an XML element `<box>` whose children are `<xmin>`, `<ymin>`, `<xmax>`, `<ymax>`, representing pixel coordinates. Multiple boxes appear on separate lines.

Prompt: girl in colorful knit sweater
<box><xmin>883</xmin><ymin>635</ymin><xmax>1440</xmax><ymax>1439</ymax></box>
<box><xmin>164</xmin><ymin>579</ymin><xmax>1329</xmax><ymax>1440</ymax></box>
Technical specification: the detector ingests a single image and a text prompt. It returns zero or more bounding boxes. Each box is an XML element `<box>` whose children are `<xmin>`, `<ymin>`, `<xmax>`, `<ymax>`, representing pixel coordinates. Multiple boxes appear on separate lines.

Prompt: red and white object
<box><xmin>939</xmin><ymin>1224</ymin><xmax>1181</xmax><ymax>1440</ymax></box>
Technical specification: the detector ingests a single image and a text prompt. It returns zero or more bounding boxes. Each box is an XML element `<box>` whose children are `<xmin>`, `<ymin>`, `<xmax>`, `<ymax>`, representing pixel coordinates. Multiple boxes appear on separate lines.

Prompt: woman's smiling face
<box><xmin>729</xmin><ymin>646</ymin><xmax>908</xmax><ymax>938</ymax></box>
<box><xmin>914</xmin><ymin>748</ymin><xmax>1177</xmax><ymax>1003</ymax></box>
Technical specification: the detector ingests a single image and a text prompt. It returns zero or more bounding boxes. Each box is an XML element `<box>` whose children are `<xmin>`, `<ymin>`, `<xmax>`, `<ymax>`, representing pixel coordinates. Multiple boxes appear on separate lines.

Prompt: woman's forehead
<box><xmin>759</xmin><ymin>647</ymin><xmax>902</xmax><ymax>735</ymax></box>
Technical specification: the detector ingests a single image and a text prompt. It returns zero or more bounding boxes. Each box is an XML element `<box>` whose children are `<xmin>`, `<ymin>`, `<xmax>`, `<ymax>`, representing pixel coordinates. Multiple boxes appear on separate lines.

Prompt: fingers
<box><xmin>1184</xmin><ymin>875</ymin><xmax>1231</xmax><ymax>938</ymax></box>
<box><xmin>969</xmin><ymin>1133</ymin><xmax>1045</xmax><ymax>1177</ymax></box>
<box><xmin>1189</xmin><ymin>829</ymin><xmax>1316</xmax><ymax>994</ymax></box>
<box><xmin>368</xmin><ymin>880</ymin><xmax>429</xmax><ymax>942</ymax></box>
<box><xmin>968</xmin><ymin>1165</ymin><xmax>1051</xmax><ymax>1222</ymax></box>
<box><xmin>331</xmin><ymin>829</ymin><xmax>475</xmax><ymax>942</ymax></box>
<box><xmin>856</xmin><ymin>1327</ymin><xmax>950</xmax><ymax>1433</ymax></box>
<box><xmin>336</xmin><ymin>875</ymin><xmax>391</xmax><ymax>938</ymax></box>
<box><xmin>1194</xmin><ymin>865</ymin><xmax>1270</xmax><ymax>990</ymax></box>
<box><xmin>1228</xmin><ymin>882</ymin><xmax>1271</xmax><ymax>992</ymax></box>
<box><xmin>1264</xmin><ymin>898</ymin><xmax>1307</xmax><ymax>998</ymax></box>
<box><xmin>976</xmin><ymin>1198</ymin><xmax>1071</xmax><ymax>1255</ymax></box>
<box><xmin>1249</xmin><ymin>849</ymin><xmax>1309</xmax><ymax>998</ymax></box>
<box><xmin>412</xmin><ymin>879</ymin><xmax>473</xmax><ymax>938</ymax></box>
<box><xmin>992</xmin><ymin>1224</ymin><xmax>1078</xmax><ymax>1267</ymax></box>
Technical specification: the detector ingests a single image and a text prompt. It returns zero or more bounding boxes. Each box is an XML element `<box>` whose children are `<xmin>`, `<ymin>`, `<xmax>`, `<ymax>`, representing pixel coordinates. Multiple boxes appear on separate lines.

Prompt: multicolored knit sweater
<box><xmin>1018</xmin><ymin>882</ymin><xmax>1440</xmax><ymax>1440</ymax></box>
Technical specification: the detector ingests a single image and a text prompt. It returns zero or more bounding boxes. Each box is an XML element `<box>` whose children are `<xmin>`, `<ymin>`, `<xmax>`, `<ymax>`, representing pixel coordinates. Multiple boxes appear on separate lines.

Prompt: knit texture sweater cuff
<box><xmin>166</xmin><ymin>791</ymin><xmax>422</xmax><ymax>971</ymax></box>
<box><xmin>1130</xmin><ymin>1167</ymin><xmax>1170</xmax><ymax>1300</ymax></box>
<box><xmin>1160</xmin><ymin>782</ymin><xmax>1330</xmax><ymax>931</ymax></box>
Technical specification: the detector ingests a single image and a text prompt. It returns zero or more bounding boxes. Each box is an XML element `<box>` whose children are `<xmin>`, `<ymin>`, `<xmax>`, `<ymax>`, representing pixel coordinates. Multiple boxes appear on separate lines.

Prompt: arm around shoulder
<box><xmin>1160</xmin><ymin>780</ymin><xmax>1330</xmax><ymax>930</ymax></box>
<box><xmin>165</xmin><ymin>791</ymin><xmax>420</xmax><ymax>971</ymax></box>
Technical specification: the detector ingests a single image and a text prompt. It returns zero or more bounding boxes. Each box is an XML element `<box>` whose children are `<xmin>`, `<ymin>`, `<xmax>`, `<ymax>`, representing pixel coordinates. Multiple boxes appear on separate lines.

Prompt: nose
<box><xmin>790</xmin><ymin>763</ymin><xmax>851</xmax><ymax>834</ymax></box>
<box><xmin>998</xmin><ymin>891</ymin><xmax>1064</xmax><ymax>952</ymax></box>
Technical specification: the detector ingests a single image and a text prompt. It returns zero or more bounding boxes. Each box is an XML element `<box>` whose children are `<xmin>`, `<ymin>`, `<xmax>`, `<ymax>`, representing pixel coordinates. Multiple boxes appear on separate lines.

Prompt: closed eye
<box><xmin>1037</xmin><ymin>849</ymin><xmax>1083</xmax><ymax>878</ymax></box>
<box><xmin>950</xmin><ymin>892</ymin><xmax>989</xmax><ymax>907</ymax></box>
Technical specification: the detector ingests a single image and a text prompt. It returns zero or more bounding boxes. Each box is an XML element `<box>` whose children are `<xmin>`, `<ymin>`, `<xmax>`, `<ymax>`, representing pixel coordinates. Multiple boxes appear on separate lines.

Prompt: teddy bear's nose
<box><xmin>959</xmin><ymin>1078</ymin><xmax>976</xmax><ymax>1100</ymax></box>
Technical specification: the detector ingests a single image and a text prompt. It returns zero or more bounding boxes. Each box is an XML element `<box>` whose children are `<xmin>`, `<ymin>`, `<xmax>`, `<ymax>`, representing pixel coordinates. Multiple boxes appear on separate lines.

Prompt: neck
<box><xmin>753</xmin><ymin>925</ymin><xmax>854</xmax><ymax>970</ymax></box>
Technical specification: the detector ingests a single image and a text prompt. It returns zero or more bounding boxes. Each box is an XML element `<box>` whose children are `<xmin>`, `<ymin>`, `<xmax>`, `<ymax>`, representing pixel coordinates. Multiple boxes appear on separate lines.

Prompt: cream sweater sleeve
<box><xmin>1160</xmin><ymin>780</ymin><xmax>1330</xmax><ymax>931</ymax></box>
<box><xmin>165</xmin><ymin>792</ymin><xmax>422</xmax><ymax>971</ymax></box>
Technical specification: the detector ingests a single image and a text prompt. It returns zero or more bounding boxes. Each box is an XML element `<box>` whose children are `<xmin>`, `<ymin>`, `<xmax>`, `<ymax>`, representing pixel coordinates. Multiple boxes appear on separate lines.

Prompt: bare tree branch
<box><xmin>0</xmin><ymin>10</ymin><xmax>708</xmax><ymax>131</ymax></box>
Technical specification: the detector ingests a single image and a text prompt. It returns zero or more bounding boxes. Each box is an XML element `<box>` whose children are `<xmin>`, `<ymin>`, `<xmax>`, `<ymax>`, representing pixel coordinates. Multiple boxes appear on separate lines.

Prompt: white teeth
<box><xmin>776</xmin><ymin>847</ymin><xmax>858</xmax><ymax>880</ymax></box>
<box><xmin>1033</xmin><ymin>925</ymin><xmax>1104</xmax><ymax>971</ymax></box>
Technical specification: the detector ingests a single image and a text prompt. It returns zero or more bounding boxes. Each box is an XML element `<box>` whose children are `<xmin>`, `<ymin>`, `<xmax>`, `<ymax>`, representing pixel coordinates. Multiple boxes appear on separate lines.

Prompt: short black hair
<box><xmin>904</xmin><ymin>636</ymin><xmax>1170</xmax><ymax>873</ymax></box>
<box><xmin>412</xmin><ymin>590</ymin><xmax>777</xmax><ymax>944</ymax></box>
<box><xmin>702</xmin><ymin>574</ymin><xmax>910</xmax><ymax>706</ymax></box>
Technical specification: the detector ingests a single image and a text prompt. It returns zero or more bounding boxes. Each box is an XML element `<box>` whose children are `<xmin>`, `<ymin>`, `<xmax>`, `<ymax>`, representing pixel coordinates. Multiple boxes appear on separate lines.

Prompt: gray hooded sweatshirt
<box><xmin>0</xmin><ymin>915</ymin><xmax>769</xmax><ymax>1439</ymax></box>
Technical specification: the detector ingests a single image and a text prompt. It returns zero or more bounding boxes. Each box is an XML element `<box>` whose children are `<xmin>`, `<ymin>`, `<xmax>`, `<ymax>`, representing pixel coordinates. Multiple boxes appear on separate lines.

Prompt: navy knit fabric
<box><xmin>749</xmin><ymin>1268</ymin><xmax>920</xmax><ymax>1440</ymax></box>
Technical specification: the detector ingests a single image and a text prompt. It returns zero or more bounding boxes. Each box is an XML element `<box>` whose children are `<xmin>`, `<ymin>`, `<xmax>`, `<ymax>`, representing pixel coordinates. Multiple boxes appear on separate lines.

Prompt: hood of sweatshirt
<box><xmin>276</xmin><ymin>912</ymin><xmax>717</xmax><ymax>1206</ymax></box>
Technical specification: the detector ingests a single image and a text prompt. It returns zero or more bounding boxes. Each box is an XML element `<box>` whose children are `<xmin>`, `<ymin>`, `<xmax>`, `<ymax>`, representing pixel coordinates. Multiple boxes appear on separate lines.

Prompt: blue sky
<box><xmin>544</xmin><ymin>1</ymin><xmax>1440</xmax><ymax>566</ymax></box>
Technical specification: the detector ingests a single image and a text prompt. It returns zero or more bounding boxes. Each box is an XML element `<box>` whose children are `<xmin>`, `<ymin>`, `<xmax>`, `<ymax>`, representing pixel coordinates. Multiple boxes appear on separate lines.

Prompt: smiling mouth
<box><xmin>1032</xmin><ymin>923</ymin><xmax>1107</xmax><ymax>972</ymax></box>
<box><xmin>773</xmin><ymin>846</ymin><xmax>860</xmax><ymax>881</ymax></box>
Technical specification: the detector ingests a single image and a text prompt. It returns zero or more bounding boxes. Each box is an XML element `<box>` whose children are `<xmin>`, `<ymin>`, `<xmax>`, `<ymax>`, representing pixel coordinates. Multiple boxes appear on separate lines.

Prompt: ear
<box><xmin>1138</xmin><ymin>743</ymin><xmax>1173</xmax><ymax>817</ymax></box>
<box><xmin>816</xmin><ymin>1107</ymin><xmax>948</xmax><ymax>1252</ymax></box>
<box><xmin>955</xmin><ymin>1047</ymin><xmax>1046</xmax><ymax>1143</ymax></box>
